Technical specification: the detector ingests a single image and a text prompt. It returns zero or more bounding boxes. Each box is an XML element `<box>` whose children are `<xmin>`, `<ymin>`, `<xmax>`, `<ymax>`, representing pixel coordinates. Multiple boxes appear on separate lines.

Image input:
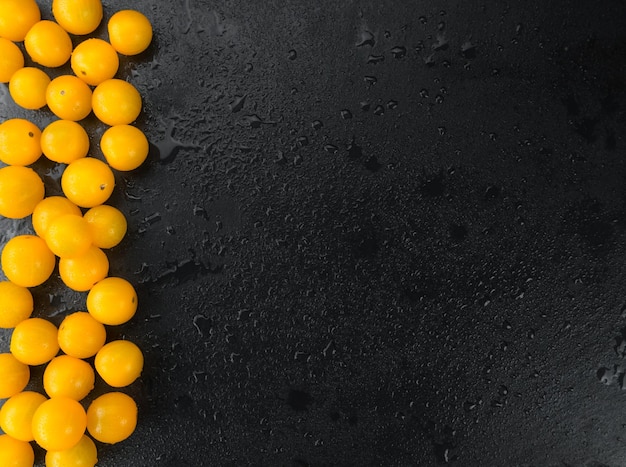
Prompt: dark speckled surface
<box><xmin>1</xmin><ymin>0</ymin><xmax>626</xmax><ymax>465</ymax></box>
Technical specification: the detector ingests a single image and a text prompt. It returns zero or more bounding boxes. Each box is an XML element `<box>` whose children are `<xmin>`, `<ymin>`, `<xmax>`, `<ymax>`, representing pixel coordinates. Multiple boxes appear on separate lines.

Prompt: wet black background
<box><xmin>1</xmin><ymin>0</ymin><xmax>626</xmax><ymax>465</ymax></box>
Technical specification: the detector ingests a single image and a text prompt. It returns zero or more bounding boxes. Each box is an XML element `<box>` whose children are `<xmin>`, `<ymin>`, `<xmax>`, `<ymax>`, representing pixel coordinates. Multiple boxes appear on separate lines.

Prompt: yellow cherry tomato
<box><xmin>0</xmin><ymin>166</ymin><xmax>44</xmax><ymax>219</ymax></box>
<box><xmin>1</xmin><ymin>235</ymin><xmax>55</xmax><ymax>287</ymax></box>
<box><xmin>45</xmin><ymin>213</ymin><xmax>93</xmax><ymax>259</ymax></box>
<box><xmin>10</xmin><ymin>317</ymin><xmax>59</xmax><ymax>366</ymax></box>
<box><xmin>0</xmin><ymin>434</ymin><xmax>34</xmax><ymax>467</ymax></box>
<box><xmin>95</xmin><ymin>340</ymin><xmax>143</xmax><ymax>387</ymax></box>
<box><xmin>101</xmin><ymin>124</ymin><xmax>149</xmax><ymax>171</ymax></box>
<box><xmin>62</xmin><ymin>157</ymin><xmax>115</xmax><ymax>208</ymax></box>
<box><xmin>58</xmin><ymin>311</ymin><xmax>106</xmax><ymax>359</ymax></box>
<box><xmin>86</xmin><ymin>392</ymin><xmax>137</xmax><ymax>444</ymax></box>
<box><xmin>83</xmin><ymin>204</ymin><xmax>127</xmax><ymax>249</ymax></box>
<box><xmin>71</xmin><ymin>38</ymin><xmax>119</xmax><ymax>86</ymax></box>
<box><xmin>0</xmin><ymin>0</ymin><xmax>40</xmax><ymax>42</ymax></box>
<box><xmin>0</xmin><ymin>281</ymin><xmax>33</xmax><ymax>328</ymax></box>
<box><xmin>47</xmin><ymin>75</ymin><xmax>92</xmax><ymax>121</ymax></box>
<box><xmin>0</xmin><ymin>118</ymin><xmax>41</xmax><ymax>166</ymax></box>
<box><xmin>0</xmin><ymin>38</ymin><xmax>23</xmax><ymax>83</ymax></box>
<box><xmin>46</xmin><ymin>434</ymin><xmax>98</xmax><ymax>467</ymax></box>
<box><xmin>92</xmin><ymin>78</ymin><xmax>141</xmax><ymax>126</ymax></box>
<box><xmin>87</xmin><ymin>276</ymin><xmax>137</xmax><ymax>325</ymax></box>
<box><xmin>53</xmin><ymin>0</ymin><xmax>103</xmax><ymax>35</ymax></box>
<box><xmin>8</xmin><ymin>66</ymin><xmax>50</xmax><ymax>110</ymax></box>
<box><xmin>44</xmin><ymin>355</ymin><xmax>95</xmax><ymax>401</ymax></box>
<box><xmin>41</xmin><ymin>120</ymin><xmax>90</xmax><ymax>164</ymax></box>
<box><xmin>32</xmin><ymin>196</ymin><xmax>82</xmax><ymax>238</ymax></box>
<box><xmin>0</xmin><ymin>353</ymin><xmax>29</xmax><ymax>398</ymax></box>
<box><xmin>108</xmin><ymin>10</ymin><xmax>152</xmax><ymax>56</ymax></box>
<box><xmin>24</xmin><ymin>20</ymin><xmax>72</xmax><ymax>68</ymax></box>
<box><xmin>59</xmin><ymin>245</ymin><xmax>109</xmax><ymax>292</ymax></box>
<box><xmin>0</xmin><ymin>391</ymin><xmax>47</xmax><ymax>441</ymax></box>
<box><xmin>32</xmin><ymin>397</ymin><xmax>87</xmax><ymax>451</ymax></box>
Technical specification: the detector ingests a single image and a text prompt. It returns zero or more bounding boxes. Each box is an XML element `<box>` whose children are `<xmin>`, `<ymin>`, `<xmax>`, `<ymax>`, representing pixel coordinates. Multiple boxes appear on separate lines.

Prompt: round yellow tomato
<box><xmin>10</xmin><ymin>317</ymin><xmax>59</xmax><ymax>366</ymax></box>
<box><xmin>61</xmin><ymin>157</ymin><xmax>115</xmax><ymax>208</ymax></box>
<box><xmin>86</xmin><ymin>392</ymin><xmax>137</xmax><ymax>444</ymax></box>
<box><xmin>71</xmin><ymin>38</ymin><xmax>119</xmax><ymax>86</ymax></box>
<box><xmin>58</xmin><ymin>311</ymin><xmax>106</xmax><ymax>359</ymax></box>
<box><xmin>0</xmin><ymin>166</ymin><xmax>44</xmax><ymax>219</ymax></box>
<box><xmin>95</xmin><ymin>340</ymin><xmax>143</xmax><ymax>387</ymax></box>
<box><xmin>59</xmin><ymin>245</ymin><xmax>109</xmax><ymax>292</ymax></box>
<box><xmin>45</xmin><ymin>434</ymin><xmax>98</xmax><ymax>467</ymax></box>
<box><xmin>92</xmin><ymin>79</ymin><xmax>141</xmax><ymax>126</ymax></box>
<box><xmin>45</xmin><ymin>213</ymin><xmax>93</xmax><ymax>258</ymax></box>
<box><xmin>83</xmin><ymin>205</ymin><xmax>127</xmax><ymax>249</ymax></box>
<box><xmin>0</xmin><ymin>0</ymin><xmax>40</xmax><ymax>42</ymax></box>
<box><xmin>24</xmin><ymin>20</ymin><xmax>73</xmax><ymax>68</ymax></box>
<box><xmin>53</xmin><ymin>0</ymin><xmax>102</xmax><ymax>35</ymax></box>
<box><xmin>87</xmin><ymin>277</ymin><xmax>137</xmax><ymax>325</ymax></box>
<box><xmin>0</xmin><ymin>118</ymin><xmax>41</xmax><ymax>166</ymax></box>
<box><xmin>108</xmin><ymin>10</ymin><xmax>152</xmax><ymax>56</ymax></box>
<box><xmin>41</xmin><ymin>120</ymin><xmax>90</xmax><ymax>164</ymax></box>
<box><xmin>101</xmin><ymin>124</ymin><xmax>149</xmax><ymax>171</ymax></box>
<box><xmin>44</xmin><ymin>355</ymin><xmax>95</xmax><ymax>401</ymax></box>
<box><xmin>32</xmin><ymin>397</ymin><xmax>87</xmax><ymax>451</ymax></box>
<box><xmin>0</xmin><ymin>281</ymin><xmax>33</xmax><ymax>328</ymax></box>
<box><xmin>0</xmin><ymin>391</ymin><xmax>47</xmax><ymax>441</ymax></box>
<box><xmin>8</xmin><ymin>66</ymin><xmax>50</xmax><ymax>110</ymax></box>
<box><xmin>0</xmin><ymin>353</ymin><xmax>29</xmax><ymax>398</ymax></box>
<box><xmin>47</xmin><ymin>75</ymin><xmax>92</xmax><ymax>121</ymax></box>
<box><xmin>1</xmin><ymin>235</ymin><xmax>55</xmax><ymax>287</ymax></box>
<box><xmin>0</xmin><ymin>38</ymin><xmax>23</xmax><ymax>83</ymax></box>
<box><xmin>0</xmin><ymin>434</ymin><xmax>34</xmax><ymax>467</ymax></box>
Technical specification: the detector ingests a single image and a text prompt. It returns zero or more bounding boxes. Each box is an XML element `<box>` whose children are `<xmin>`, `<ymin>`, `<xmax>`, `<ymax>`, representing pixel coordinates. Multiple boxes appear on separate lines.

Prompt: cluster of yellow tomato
<box><xmin>0</xmin><ymin>0</ymin><xmax>152</xmax><ymax>465</ymax></box>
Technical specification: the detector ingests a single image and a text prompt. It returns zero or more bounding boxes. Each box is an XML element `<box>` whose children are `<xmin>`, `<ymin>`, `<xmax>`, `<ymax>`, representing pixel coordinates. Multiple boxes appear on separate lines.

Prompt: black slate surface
<box><xmin>2</xmin><ymin>0</ymin><xmax>626</xmax><ymax>465</ymax></box>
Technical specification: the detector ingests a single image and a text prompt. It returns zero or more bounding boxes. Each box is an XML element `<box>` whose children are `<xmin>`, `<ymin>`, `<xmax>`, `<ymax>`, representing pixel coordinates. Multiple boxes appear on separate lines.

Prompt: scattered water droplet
<box><xmin>373</xmin><ymin>105</ymin><xmax>385</xmax><ymax>116</ymax></box>
<box><xmin>387</xmin><ymin>100</ymin><xmax>398</xmax><ymax>109</ymax></box>
<box><xmin>356</xmin><ymin>30</ymin><xmax>376</xmax><ymax>47</ymax></box>
<box><xmin>245</xmin><ymin>63</ymin><xmax>253</xmax><ymax>72</ymax></box>
<box><xmin>367</xmin><ymin>54</ymin><xmax>385</xmax><ymax>64</ymax></box>
<box><xmin>360</xmin><ymin>101</ymin><xmax>371</xmax><ymax>111</ymax></box>
<box><xmin>364</xmin><ymin>75</ymin><xmax>377</xmax><ymax>85</ymax></box>
<box><xmin>461</xmin><ymin>41</ymin><xmax>477</xmax><ymax>59</ymax></box>
<box><xmin>419</xmin><ymin>88</ymin><xmax>429</xmax><ymax>98</ymax></box>
<box><xmin>311</xmin><ymin>120</ymin><xmax>323</xmax><ymax>130</ymax></box>
<box><xmin>438</xmin><ymin>126</ymin><xmax>446</xmax><ymax>136</ymax></box>
<box><xmin>324</xmin><ymin>144</ymin><xmax>338</xmax><ymax>154</ymax></box>
<box><xmin>296</xmin><ymin>136</ymin><xmax>309</xmax><ymax>147</ymax></box>
<box><xmin>288</xmin><ymin>49</ymin><xmax>297</xmax><ymax>60</ymax></box>
<box><xmin>435</xmin><ymin>94</ymin><xmax>444</xmax><ymax>104</ymax></box>
<box><xmin>229</xmin><ymin>95</ymin><xmax>246</xmax><ymax>113</ymax></box>
<box><xmin>419</xmin><ymin>16</ymin><xmax>427</xmax><ymax>24</ymax></box>
<box><xmin>391</xmin><ymin>46</ymin><xmax>407</xmax><ymax>58</ymax></box>
<box><xmin>340</xmin><ymin>109</ymin><xmax>353</xmax><ymax>120</ymax></box>
<box><xmin>384</xmin><ymin>30</ymin><xmax>391</xmax><ymax>39</ymax></box>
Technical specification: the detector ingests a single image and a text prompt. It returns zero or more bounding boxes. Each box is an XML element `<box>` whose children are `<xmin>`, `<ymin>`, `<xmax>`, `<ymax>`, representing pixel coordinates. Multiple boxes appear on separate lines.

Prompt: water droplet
<box><xmin>437</xmin><ymin>126</ymin><xmax>446</xmax><ymax>136</ymax></box>
<box><xmin>311</xmin><ymin>120</ymin><xmax>323</xmax><ymax>130</ymax></box>
<box><xmin>296</xmin><ymin>136</ymin><xmax>309</xmax><ymax>147</ymax></box>
<box><xmin>288</xmin><ymin>49</ymin><xmax>297</xmax><ymax>60</ymax></box>
<box><xmin>373</xmin><ymin>105</ymin><xmax>385</xmax><ymax>116</ymax></box>
<box><xmin>340</xmin><ymin>109</ymin><xmax>352</xmax><ymax>120</ymax></box>
<box><xmin>433</xmin><ymin>34</ymin><xmax>448</xmax><ymax>50</ymax></box>
<box><xmin>367</xmin><ymin>54</ymin><xmax>385</xmax><ymax>64</ymax></box>
<box><xmin>438</xmin><ymin>21</ymin><xmax>446</xmax><ymax>31</ymax></box>
<box><xmin>461</xmin><ymin>41</ymin><xmax>477</xmax><ymax>59</ymax></box>
<box><xmin>360</xmin><ymin>101</ymin><xmax>370</xmax><ymax>111</ymax></box>
<box><xmin>435</xmin><ymin>94</ymin><xmax>444</xmax><ymax>104</ymax></box>
<box><xmin>324</xmin><ymin>144</ymin><xmax>338</xmax><ymax>154</ymax></box>
<box><xmin>356</xmin><ymin>30</ymin><xmax>376</xmax><ymax>47</ymax></box>
<box><xmin>498</xmin><ymin>385</ymin><xmax>509</xmax><ymax>396</ymax></box>
<box><xmin>229</xmin><ymin>95</ymin><xmax>246</xmax><ymax>113</ymax></box>
<box><xmin>241</xmin><ymin>114</ymin><xmax>263</xmax><ymax>128</ymax></box>
<box><xmin>245</xmin><ymin>63</ymin><xmax>253</xmax><ymax>72</ymax></box>
<box><xmin>424</xmin><ymin>54</ymin><xmax>436</xmax><ymax>66</ymax></box>
<box><xmin>419</xmin><ymin>88</ymin><xmax>429</xmax><ymax>98</ymax></box>
<box><xmin>391</xmin><ymin>46</ymin><xmax>407</xmax><ymax>58</ymax></box>
<box><xmin>364</xmin><ymin>75</ymin><xmax>377</xmax><ymax>85</ymax></box>
<box><xmin>419</xmin><ymin>16</ymin><xmax>427</xmax><ymax>24</ymax></box>
<box><xmin>515</xmin><ymin>23</ymin><xmax>523</xmax><ymax>34</ymax></box>
<box><xmin>384</xmin><ymin>30</ymin><xmax>391</xmax><ymax>38</ymax></box>
<box><xmin>387</xmin><ymin>100</ymin><xmax>398</xmax><ymax>109</ymax></box>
